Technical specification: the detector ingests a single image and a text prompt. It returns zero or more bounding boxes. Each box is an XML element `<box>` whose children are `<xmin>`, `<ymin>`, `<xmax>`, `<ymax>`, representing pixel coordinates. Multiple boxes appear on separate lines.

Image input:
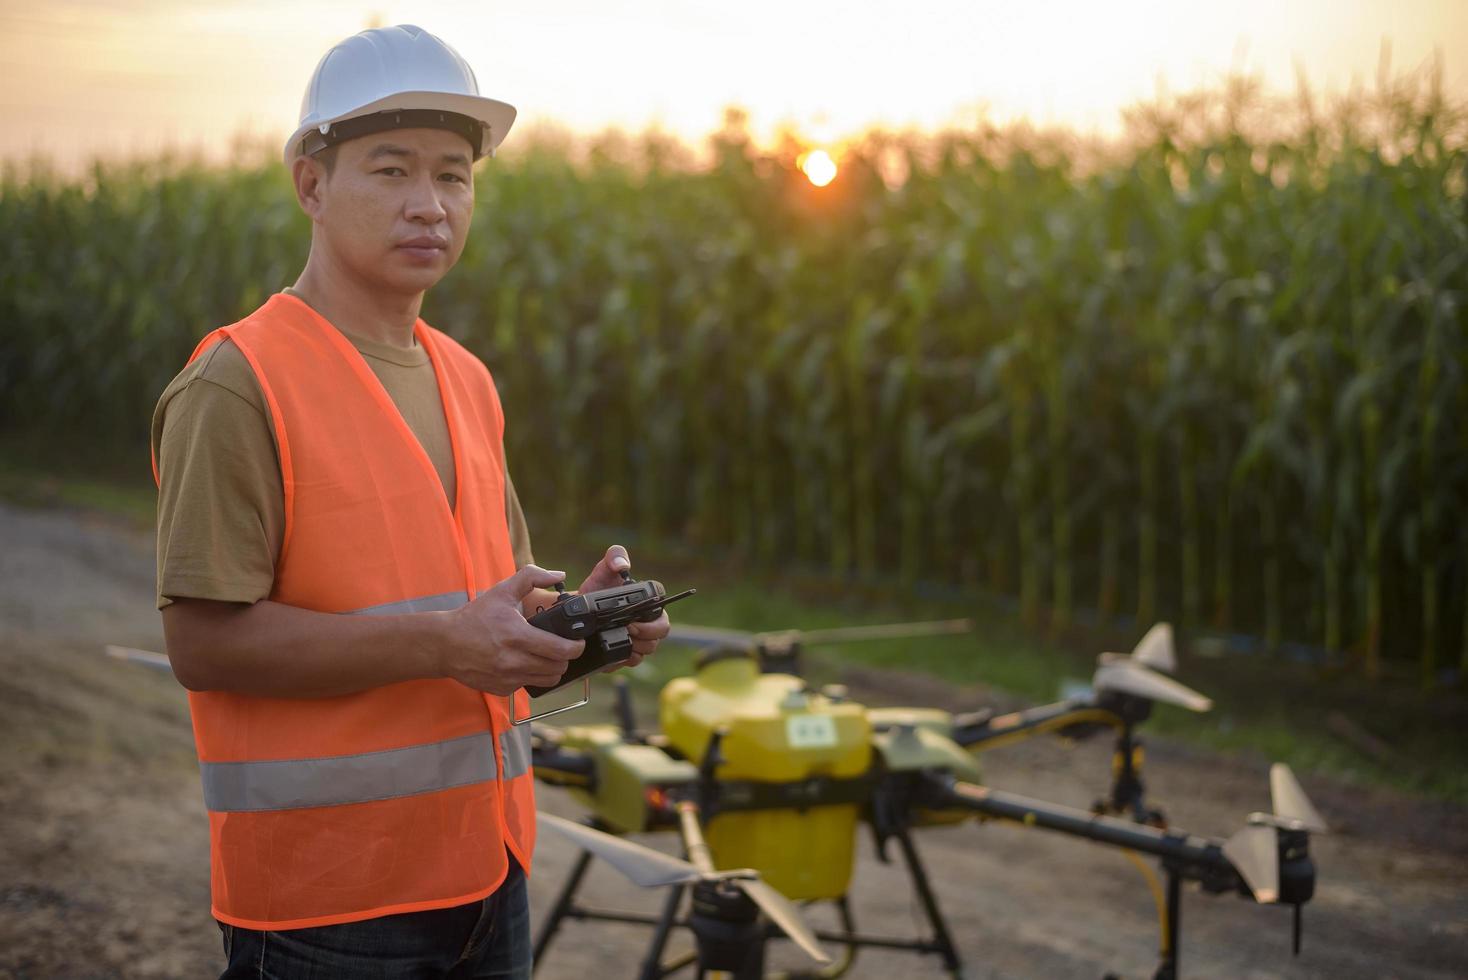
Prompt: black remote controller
<box><xmin>524</xmin><ymin>577</ymin><xmax>695</xmax><ymax>697</ymax></box>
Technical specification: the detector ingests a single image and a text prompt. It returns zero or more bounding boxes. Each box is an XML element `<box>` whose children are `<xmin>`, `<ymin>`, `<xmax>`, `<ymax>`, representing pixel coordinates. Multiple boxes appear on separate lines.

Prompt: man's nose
<box><xmin>403</xmin><ymin>173</ymin><xmax>449</xmax><ymax>223</ymax></box>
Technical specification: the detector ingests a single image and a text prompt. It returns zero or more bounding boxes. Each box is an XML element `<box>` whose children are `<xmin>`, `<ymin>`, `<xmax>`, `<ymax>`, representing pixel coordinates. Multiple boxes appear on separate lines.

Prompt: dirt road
<box><xmin>1</xmin><ymin>501</ymin><xmax>1464</xmax><ymax>979</ymax></box>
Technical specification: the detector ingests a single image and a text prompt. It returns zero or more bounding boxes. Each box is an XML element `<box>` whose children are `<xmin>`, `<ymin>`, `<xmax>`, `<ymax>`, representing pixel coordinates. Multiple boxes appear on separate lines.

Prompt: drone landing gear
<box><xmin>893</xmin><ymin>829</ymin><xmax>964</xmax><ymax>978</ymax></box>
<box><xmin>1152</xmin><ymin>867</ymin><xmax>1182</xmax><ymax>980</ymax></box>
<box><xmin>641</xmin><ymin>880</ymin><xmax>690</xmax><ymax>979</ymax></box>
<box><xmin>531</xmin><ymin>833</ymin><xmax>968</xmax><ymax>979</ymax></box>
<box><xmin>531</xmin><ymin>848</ymin><xmax>594</xmax><ymax>967</ymax></box>
<box><xmin>528</xmin><ymin>845</ymin><xmax>689</xmax><ymax>979</ymax></box>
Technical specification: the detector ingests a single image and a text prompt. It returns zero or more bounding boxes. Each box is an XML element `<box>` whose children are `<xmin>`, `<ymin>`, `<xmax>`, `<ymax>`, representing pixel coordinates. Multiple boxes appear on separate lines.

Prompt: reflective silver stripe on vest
<box><xmin>344</xmin><ymin>591</ymin><xmax>471</xmax><ymax>616</ymax></box>
<box><xmin>200</xmin><ymin>731</ymin><xmax>498</xmax><ymax>813</ymax></box>
<box><xmin>499</xmin><ymin>723</ymin><xmax>533</xmax><ymax>780</ymax></box>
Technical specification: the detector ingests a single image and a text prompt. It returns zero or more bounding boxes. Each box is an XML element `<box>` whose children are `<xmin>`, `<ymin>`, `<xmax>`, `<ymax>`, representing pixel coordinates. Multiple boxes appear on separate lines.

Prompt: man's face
<box><xmin>310</xmin><ymin>127</ymin><xmax>475</xmax><ymax>295</ymax></box>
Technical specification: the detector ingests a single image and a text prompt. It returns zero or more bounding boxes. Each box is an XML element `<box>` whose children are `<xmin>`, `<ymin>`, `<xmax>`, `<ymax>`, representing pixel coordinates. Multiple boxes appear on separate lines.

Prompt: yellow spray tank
<box><xmin>660</xmin><ymin>650</ymin><xmax>871</xmax><ymax>900</ymax></box>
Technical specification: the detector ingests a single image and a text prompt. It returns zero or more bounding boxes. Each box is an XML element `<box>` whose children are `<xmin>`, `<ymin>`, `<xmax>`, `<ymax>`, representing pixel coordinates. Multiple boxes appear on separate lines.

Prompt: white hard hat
<box><xmin>284</xmin><ymin>24</ymin><xmax>516</xmax><ymax>168</ymax></box>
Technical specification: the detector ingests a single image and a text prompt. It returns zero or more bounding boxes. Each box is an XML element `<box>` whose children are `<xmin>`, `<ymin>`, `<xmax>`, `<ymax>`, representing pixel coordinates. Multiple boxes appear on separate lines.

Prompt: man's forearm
<box><xmin>163</xmin><ymin>597</ymin><xmax>449</xmax><ymax>698</ymax></box>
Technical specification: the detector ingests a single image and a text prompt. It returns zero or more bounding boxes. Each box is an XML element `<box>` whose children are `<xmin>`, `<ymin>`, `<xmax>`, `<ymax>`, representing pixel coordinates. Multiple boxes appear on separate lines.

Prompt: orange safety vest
<box><xmin>155</xmin><ymin>292</ymin><xmax>536</xmax><ymax>930</ymax></box>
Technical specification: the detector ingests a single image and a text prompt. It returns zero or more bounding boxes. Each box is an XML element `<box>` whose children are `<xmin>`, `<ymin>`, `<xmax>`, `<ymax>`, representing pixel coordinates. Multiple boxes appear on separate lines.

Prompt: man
<box><xmin>151</xmin><ymin>24</ymin><xmax>669</xmax><ymax>978</ymax></box>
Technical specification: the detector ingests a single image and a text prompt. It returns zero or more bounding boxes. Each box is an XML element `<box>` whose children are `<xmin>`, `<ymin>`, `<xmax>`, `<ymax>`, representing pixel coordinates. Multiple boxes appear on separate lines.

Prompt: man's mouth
<box><xmin>396</xmin><ymin>236</ymin><xmax>449</xmax><ymax>258</ymax></box>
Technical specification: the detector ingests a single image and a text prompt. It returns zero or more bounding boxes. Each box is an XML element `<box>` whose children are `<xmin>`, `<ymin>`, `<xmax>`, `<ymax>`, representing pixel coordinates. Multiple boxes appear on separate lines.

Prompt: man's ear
<box><xmin>292</xmin><ymin>155</ymin><xmax>328</xmax><ymax>222</ymax></box>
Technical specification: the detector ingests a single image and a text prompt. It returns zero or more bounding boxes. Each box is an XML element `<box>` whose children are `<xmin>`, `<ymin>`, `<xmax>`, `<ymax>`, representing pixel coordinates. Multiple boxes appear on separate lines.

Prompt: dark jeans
<box><xmin>218</xmin><ymin>858</ymin><xmax>530</xmax><ymax>979</ymax></box>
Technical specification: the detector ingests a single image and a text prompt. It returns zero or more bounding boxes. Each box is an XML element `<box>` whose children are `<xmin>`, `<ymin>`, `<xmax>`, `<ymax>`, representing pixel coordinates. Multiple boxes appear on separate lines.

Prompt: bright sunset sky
<box><xmin>1</xmin><ymin>0</ymin><xmax>1464</xmax><ymax>167</ymax></box>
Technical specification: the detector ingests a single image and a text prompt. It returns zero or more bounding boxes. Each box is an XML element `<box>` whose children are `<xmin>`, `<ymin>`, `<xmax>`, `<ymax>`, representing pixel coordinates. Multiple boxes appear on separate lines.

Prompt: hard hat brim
<box><xmin>283</xmin><ymin>91</ymin><xmax>517</xmax><ymax>168</ymax></box>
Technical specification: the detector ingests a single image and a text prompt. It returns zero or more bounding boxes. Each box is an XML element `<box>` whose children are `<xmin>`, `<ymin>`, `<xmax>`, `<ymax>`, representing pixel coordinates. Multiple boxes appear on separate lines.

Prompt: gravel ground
<box><xmin>1</xmin><ymin>501</ymin><xmax>1464</xmax><ymax>979</ymax></box>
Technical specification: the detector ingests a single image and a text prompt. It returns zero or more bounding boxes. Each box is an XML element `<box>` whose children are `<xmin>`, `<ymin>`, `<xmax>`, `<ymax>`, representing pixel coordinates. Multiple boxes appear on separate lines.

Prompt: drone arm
<box><xmin>530</xmin><ymin>730</ymin><xmax>597</xmax><ymax>788</ymax></box>
<box><xmin>920</xmin><ymin>774</ymin><xmax>1236</xmax><ymax>888</ymax></box>
<box><xmin>675</xmin><ymin>800</ymin><xmax>717</xmax><ymax>875</ymax></box>
<box><xmin>954</xmin><ymin>699</ymin><xmax>1122</xmax><ymax>750</ymax></box>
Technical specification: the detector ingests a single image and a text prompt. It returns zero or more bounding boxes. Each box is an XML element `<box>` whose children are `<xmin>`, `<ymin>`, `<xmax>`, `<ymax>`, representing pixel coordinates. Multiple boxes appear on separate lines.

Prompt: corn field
<box><xmin>2</xmin><ymin>77</ymin><xmax>1465</xmax><ymax>685</ymax></box>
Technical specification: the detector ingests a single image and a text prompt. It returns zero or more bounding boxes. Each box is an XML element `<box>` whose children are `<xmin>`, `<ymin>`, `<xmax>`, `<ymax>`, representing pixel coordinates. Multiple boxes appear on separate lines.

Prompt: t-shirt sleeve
<box><xmin>153</xmin><ymin>340</ymin><xmax>285</xmax><ymax>609</ymax></box>
<box><xmin>504</xmin><ymin>463</ymin><xmax>534</xmax><ymax>569</ymax></box>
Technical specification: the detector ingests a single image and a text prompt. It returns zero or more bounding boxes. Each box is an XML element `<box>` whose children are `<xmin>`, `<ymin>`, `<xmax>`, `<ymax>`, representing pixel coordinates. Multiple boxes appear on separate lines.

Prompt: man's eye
<box><xmin>376</xmin><ymin>167</ymin><xmax>405</xmax><ymax>176</ymax></box>
<box><xmin>439</xmin><ymin>173</ymin><xmax>466</xmax><ymax>183</ymax></box>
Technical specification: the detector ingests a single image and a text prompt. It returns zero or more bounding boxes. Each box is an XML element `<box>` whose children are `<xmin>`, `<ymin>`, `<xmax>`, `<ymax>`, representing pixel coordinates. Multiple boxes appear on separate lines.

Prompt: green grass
<box><xmin>0</xmin><ymin>436</ymin><xmax>156</xmax><ymax>528</ymax></box>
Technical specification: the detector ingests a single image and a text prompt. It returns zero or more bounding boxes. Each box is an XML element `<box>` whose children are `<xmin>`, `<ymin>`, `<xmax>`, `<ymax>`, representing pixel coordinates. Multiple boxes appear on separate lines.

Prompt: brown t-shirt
<box><xmin>152</xmin><ymin>295</ymin><xmax>533</xmax><ymax>609</ymax></box>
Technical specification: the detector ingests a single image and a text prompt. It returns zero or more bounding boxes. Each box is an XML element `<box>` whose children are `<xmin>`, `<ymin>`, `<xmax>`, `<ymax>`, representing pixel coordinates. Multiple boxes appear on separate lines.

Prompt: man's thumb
<box><xmin>497</xmin><ymin>564</ymin><xmax>567</xmax><ymax>601</ymax></box>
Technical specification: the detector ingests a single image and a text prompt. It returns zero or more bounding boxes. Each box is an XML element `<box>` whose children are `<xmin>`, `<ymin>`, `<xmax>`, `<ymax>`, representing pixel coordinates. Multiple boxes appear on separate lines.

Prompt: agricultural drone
<box><xmin>529</xmin><ymin>619</ymin><xmax>1325</xmax><ymax>980</ymax></box>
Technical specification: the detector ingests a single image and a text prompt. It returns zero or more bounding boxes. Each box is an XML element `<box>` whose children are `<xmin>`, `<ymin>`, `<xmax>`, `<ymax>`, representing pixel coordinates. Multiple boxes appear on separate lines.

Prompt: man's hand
<box><xmin>441</xmin><ymin>565</ymin><xmax>585</xmax><ymax>696</ymax></box>
<box><xmin>579</xmin><ymin>545</ymin><xmax>671</xmax><ymax>671</ymax></box>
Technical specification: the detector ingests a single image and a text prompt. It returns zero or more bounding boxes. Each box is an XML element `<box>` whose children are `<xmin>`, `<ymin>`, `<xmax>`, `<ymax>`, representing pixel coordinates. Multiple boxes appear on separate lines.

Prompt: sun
<box><xmin>798</xmin><ymin>149</ymin><xmax>838</xmax><ymax>187</ymax></box>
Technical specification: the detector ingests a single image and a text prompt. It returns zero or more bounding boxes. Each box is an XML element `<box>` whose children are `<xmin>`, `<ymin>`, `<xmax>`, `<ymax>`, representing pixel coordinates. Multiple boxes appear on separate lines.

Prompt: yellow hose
<box><xmin>1120</xmin><ymin>848</ymin><xmax>1170</xmax><ymax>956</ymax></box>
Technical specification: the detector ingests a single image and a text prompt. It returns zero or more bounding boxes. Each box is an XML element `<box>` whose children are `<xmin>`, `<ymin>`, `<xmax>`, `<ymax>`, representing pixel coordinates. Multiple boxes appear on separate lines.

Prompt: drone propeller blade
<box><xmin>666</xmin><ymin>624</ymin><xmax>757</xmax><ymax>649</ymax></box>
<box><xmin>104</xmin><ymin>644</ymin><xmax>173</xmax><ymax>672</ymax></box>
<box><xmin>1130</xmin><ymin>623</ymin><xmax>1177</xmax><ymax>674</ymax></box>
<box><xmin>1270</xmin><ymin>763</ymin><xmax>1328</xmax><ymax>833</ymax></box>
<box><xmin>1092</xmin><ymin>662</ymin><xmax>1213</xmax><ymax>712</ymax></box>
<box><xmin>669</xmin><ymin>619</ymin><xmax>972</xmax><ymax>655</ymax></box>
<box><xmin>787</xmin><ymin>619</ymin><xmax>974</xmax><ymax>646</ymax></box>
<box><xmin>735</xmin><ymin>877</ymin><xmax>832</xmax><ymax>965</ymax></box>
<box><xmin>538</xmin><ymin>813</ymin><xmax>701</xmax><ymax>887</ymax></box>
<box><xmin>1223</xmin><ymin>822</ymin><xmax>1280</xmax><ymax>903</ymax></box>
